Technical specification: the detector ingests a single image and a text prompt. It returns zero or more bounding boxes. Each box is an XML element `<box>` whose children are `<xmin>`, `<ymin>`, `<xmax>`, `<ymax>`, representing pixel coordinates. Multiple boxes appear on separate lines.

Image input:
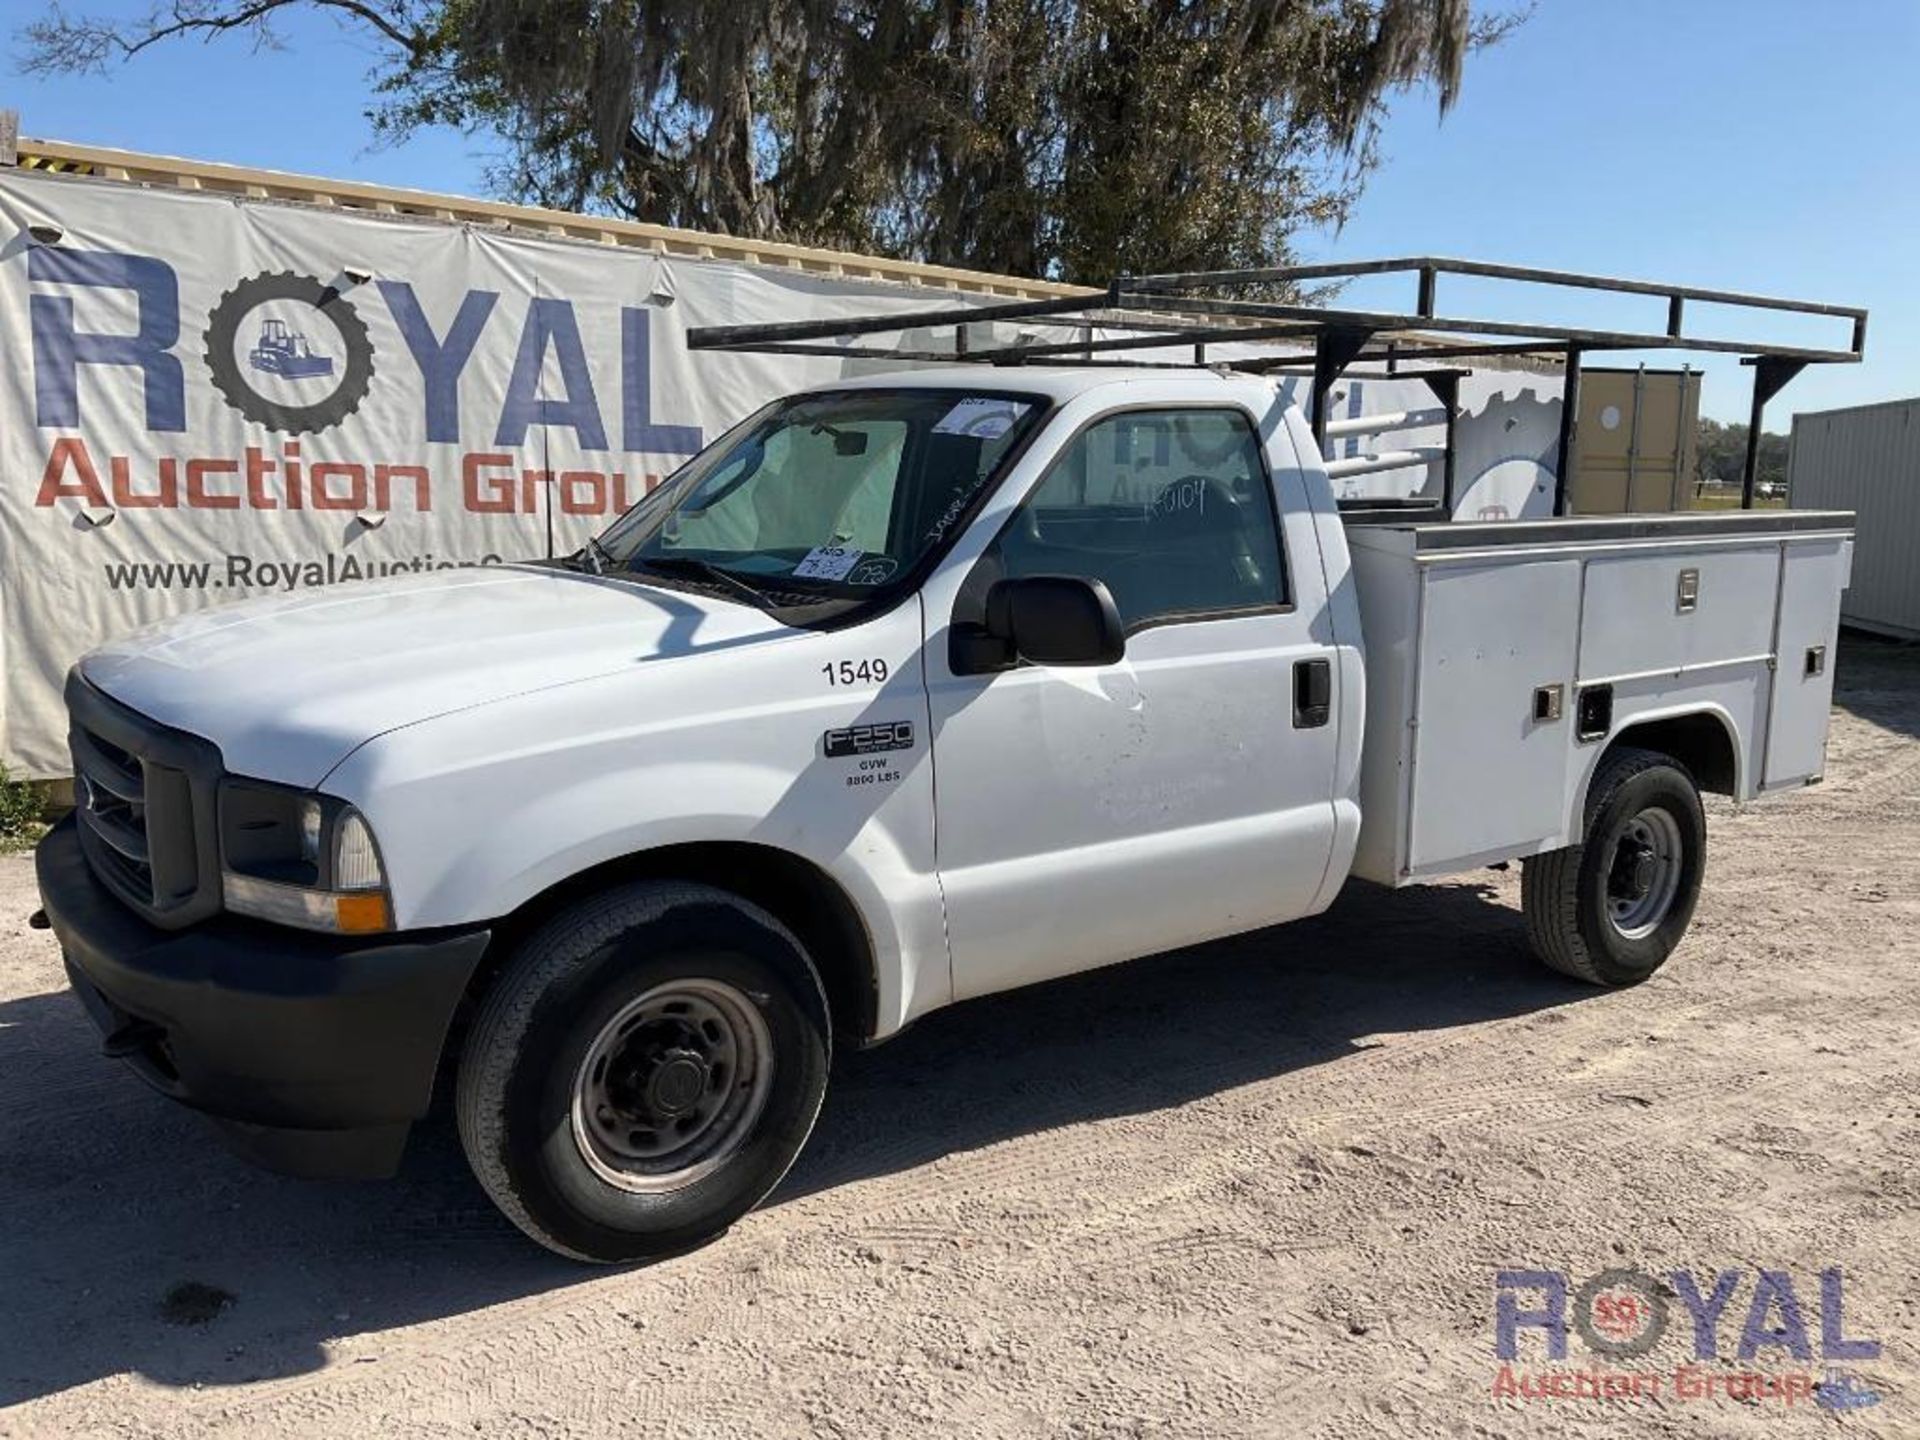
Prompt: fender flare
<box><xmin>1567</xmin><ymin>702</ymin><xmax>1744</xmax><ymax>835</ymax></box>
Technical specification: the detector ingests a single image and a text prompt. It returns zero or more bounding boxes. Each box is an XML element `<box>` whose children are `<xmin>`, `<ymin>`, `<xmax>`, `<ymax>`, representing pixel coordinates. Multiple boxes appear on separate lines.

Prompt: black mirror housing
<box><xmin>984</xmin><ymin>575</ymin><xmax>1125</xmax><ymax>668</ymax></box>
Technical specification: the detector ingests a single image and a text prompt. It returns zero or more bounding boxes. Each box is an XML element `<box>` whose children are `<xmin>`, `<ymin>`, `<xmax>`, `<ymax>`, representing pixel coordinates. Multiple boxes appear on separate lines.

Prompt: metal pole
<box><xmin>1310</xmin><ymin>327</ymin><xmax>1372</xmax><ymax>456</ymax></box>
<box><xmin>1416</xmin><ymin>372</ymin><xmax>1460</xmax><ymax>516</ymax></box>
<box><xmin>1741</xmin><ymin>356</ymin><xmax>1809</xmax><ymax>508</ymax></box>
<box><xmin>1553</xmin><ymin>346</ymin><xmax>1583</xmax><ymax>516</ymax></box>
<box><xmin>1741</xmin><ymin>366</ymin><xmax>1766</xmax><ymax>509</ymax></box>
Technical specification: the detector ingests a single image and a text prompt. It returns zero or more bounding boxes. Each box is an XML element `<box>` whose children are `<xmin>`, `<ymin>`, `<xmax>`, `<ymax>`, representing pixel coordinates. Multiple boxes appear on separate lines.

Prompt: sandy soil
<box><xmin>1</xmin><ymin>637</ymin><xmax>1915</xmax><ymax>1439</ymax></box>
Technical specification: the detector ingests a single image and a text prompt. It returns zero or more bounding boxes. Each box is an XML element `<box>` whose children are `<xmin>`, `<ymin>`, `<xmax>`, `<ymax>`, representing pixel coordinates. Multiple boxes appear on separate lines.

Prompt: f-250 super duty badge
<box><xmin>823</xmin><ymin>721</ymin><xmax>916</xmax><ymax>758</ymax></box>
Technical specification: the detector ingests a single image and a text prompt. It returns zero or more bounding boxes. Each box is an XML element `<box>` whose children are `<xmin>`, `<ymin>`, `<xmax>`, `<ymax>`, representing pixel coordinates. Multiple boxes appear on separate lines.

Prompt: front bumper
<box><xmin>37</xmin><ymin>813</ymin><xmax>490</xmax><ymax>1178</ymax></box>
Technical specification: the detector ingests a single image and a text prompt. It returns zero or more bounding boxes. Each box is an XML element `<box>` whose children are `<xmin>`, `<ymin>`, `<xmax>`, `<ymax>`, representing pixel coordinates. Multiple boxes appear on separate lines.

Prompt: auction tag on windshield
<box><xmin>932</xmin><ymin>397</ymin><xmax>1030</xmax><ymax>440</ymax></box>
<box><xmin>793</xmin><ymin>545</ymin><xmax>864</xmax><ymax>581</ymax></box>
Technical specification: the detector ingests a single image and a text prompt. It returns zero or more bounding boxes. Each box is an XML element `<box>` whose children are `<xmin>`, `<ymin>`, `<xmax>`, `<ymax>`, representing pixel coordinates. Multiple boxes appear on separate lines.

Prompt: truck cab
<box><xmin>36</xmin><ymin>356</ymin><xmax>1853</xmax><ymax>1263</ymax></box>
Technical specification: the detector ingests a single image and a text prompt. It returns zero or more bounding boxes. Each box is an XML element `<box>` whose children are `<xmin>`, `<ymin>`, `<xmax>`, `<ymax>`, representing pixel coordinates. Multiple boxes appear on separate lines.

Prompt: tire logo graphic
<box><xmin>203</xmin><ymin>271</ymin><xmax>375</xmax><ymax>434</ymax></box>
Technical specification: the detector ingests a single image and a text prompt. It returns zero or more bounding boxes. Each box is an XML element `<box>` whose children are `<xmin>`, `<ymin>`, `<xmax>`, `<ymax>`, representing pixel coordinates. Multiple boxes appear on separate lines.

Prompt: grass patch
<box><xmin>0</xmin><ymin>765</ymin><xmax>48</xmax><ymax>854</ymax></box>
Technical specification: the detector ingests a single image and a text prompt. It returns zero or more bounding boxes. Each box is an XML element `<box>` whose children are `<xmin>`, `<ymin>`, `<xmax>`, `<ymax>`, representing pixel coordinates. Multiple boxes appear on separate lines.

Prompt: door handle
<box><xmin>1293</xmin><ymin>657</ymin><xmax>1331</xmax><ymax>729</ymax></box>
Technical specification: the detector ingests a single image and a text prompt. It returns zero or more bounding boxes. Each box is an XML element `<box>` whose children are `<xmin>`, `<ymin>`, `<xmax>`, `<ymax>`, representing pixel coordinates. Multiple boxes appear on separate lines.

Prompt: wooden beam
<box><xmin>12</xmin><ymin>134</ymin><xmax>1096</xmax><ymax>304</ymax></box>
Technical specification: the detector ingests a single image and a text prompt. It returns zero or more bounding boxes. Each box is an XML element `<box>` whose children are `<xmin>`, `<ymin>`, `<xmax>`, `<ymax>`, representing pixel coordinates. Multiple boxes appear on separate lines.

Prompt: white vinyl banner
<box><xmin>0</xmin><ymin>166</ymin><xmax>1565</xmax><ymax>777</ymax></box>
<box><xmin>0</xmin><ymin>168</ymin><xmax>992</xmax><ymax>776</ymax></box>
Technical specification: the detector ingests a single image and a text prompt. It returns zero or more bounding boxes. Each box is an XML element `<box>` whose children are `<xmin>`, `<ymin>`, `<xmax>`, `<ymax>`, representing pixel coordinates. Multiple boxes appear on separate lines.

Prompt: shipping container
<box><xmin>1788</xmin><ymin>398</ymin><xmax>1920</xmax><ymax>639</ymax></box>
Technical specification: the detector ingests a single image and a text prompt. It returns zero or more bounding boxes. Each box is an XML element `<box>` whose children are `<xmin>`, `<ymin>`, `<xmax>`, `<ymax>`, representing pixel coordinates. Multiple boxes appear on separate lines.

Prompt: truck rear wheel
<box><xmin>1521</xmin><ymin>747</ymin><xmax>1706</xmax><ymax>986</ymax></box>
<box><xmin>456</xmin><ymin>881</ymin><xmax>830</xmax><ymax>1263</ymax></box>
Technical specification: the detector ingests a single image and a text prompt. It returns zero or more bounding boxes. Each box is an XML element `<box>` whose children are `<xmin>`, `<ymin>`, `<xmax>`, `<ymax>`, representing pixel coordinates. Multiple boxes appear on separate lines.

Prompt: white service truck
<box><xmin>35</xmin><ymin>362</ymin><xmax>1854</xmax><ymax>1261</ymax></box>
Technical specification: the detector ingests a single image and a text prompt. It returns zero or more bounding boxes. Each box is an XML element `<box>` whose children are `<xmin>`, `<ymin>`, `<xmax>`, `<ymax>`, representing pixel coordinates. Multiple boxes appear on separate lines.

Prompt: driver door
<box><xmin>924</xmin><ymin>404</ymin><xmax>1340</xmax><ymax>1000</ymax></box>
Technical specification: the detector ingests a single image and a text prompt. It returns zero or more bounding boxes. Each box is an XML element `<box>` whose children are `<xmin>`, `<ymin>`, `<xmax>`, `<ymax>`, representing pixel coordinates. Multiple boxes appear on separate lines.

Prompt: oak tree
<box><xmin>21</xmin><ymin>0</ymin><xmax>1520</xmax><ymax>280</ymax></box>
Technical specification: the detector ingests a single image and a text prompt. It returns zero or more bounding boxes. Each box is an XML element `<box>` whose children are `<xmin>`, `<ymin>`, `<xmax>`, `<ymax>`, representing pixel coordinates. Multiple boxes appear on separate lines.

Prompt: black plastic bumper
<box><xmin>37</xmin><ymin>813</ymin><xmax>490</xmax><ymax>1178</ymax></box>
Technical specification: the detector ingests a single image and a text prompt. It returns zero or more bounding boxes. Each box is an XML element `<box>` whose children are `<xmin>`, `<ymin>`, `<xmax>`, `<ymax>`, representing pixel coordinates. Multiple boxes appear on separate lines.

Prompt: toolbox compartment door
<box><xmin>1405</xmin><ymin>558</ymin><xmax>1582</xmax><ymax>873</ymax></box>
<box><xmin>1763</xmin><ymin>537</ymin><xmax>1851</xmax><ymax>790</ymax></box>
<box><xmin>1578</xmin><ymin>545</ymin><xmax>1780</xmax><ymax>681</ymax></box>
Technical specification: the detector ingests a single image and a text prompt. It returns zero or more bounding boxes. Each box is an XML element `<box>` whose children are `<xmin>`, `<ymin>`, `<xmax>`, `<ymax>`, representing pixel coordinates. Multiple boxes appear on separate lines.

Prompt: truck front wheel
<box><xmin>455</xmin><ymin>881</ymin><xmax>830</xmax><ymax>1263</ymax></box>
<box><xmin>1521</xmin><ymin>747</ymin><xmax>1706</xmax><ymax>986</ymax></box>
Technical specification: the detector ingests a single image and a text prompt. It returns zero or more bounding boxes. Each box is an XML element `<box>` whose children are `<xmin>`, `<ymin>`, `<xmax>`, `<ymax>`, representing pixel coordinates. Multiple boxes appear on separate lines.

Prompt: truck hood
<box><xmin>80</xmin><ymin>565</ymin><xmax>793</xmax><ymax>787</ymax></box>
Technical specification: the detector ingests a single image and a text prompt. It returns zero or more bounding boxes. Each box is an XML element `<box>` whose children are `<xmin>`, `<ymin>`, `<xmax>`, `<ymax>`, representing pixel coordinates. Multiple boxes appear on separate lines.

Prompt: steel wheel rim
<box><xmin>570</xmin><ymin>977</ymin><xmax>774</xmax><ymax>1194</ymax></box>
<box><xmin>1605</xmin><ymin>806</ymin><xmax>1685</xmax><ymax>941</ymax></box>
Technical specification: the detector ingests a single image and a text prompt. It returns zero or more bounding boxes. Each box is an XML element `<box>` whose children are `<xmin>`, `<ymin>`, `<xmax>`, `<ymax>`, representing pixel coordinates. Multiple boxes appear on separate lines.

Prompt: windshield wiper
<box><xmin>568</xmin><ymin>534</ymin><xmax>617</xmax><ymax>575</ymax></box>
<box><xmin>634</xmin><ymin>554</ymin><xmax>779</xmax><ymax>610</ymax></box>
<box><xmin>585</xmin><ymin>534</ymin><xmax>618</xmax><ymax>574</ymax></box>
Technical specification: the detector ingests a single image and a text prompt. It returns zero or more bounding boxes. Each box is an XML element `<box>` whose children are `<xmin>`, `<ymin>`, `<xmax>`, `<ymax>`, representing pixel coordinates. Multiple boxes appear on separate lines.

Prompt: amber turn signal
<box><xmin>334</xmin><ymin>891</ymin><xmax>392</xmax><ymax>934</ymax></box>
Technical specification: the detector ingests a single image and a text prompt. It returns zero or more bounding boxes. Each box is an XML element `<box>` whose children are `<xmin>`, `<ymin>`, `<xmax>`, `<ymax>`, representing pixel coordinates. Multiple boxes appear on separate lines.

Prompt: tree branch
<box><xmin>19</xmin><ymin>0</ymin><xmax>422</xmax><ymax>76</ymax></box>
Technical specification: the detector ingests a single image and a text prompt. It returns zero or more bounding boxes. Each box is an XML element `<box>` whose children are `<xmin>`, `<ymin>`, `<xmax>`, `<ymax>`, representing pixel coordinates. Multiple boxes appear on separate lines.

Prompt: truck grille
<box><xmin>73</xmin><ymin>728</ymin><xmax>155</xmax><ymax>902</ymax></box>
<box><xmin>66</xmin><ymin>672</ymin><xmax>223</xmax><ymax>929</ymax></box>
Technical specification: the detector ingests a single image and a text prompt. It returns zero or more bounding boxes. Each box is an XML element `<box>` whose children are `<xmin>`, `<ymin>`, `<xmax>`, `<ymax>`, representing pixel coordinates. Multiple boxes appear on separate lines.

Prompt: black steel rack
<box><xmin>686</xmin><ymin>256</ymin><xmax>1867</xmax><ymax>514</ymax></box>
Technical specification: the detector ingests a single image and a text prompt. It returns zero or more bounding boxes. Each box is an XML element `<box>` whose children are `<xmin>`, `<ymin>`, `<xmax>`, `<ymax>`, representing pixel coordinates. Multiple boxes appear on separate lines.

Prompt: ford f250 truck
<box><xmin>36</xmin><ymin>261</ymin><xmax>1861</xmax><ymax>1262</ymax></box>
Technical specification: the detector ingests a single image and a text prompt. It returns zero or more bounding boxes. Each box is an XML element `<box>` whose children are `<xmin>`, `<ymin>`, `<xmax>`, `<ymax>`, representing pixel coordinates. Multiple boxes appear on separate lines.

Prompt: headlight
<box><xmin>331</xmin><ymin>811</ymin><xmax>384</xmax><ymax>892</ymax></box>
<box><xmin>218</xmin><ymin>781</ymin><xmax>392</xmax><ymax>934</ymax></box>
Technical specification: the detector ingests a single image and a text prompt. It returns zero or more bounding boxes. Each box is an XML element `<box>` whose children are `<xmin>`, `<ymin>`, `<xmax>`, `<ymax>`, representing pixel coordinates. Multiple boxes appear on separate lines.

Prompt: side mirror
<box><xmin>973</xmin><ymin>575</ymin><xmax>1125</xmax><ymax>670</ymax></box>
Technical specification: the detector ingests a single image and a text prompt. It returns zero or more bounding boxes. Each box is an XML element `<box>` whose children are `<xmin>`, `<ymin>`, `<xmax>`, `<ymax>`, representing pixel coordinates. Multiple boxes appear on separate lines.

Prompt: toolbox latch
<box><xmin>1676</xmin><ymin>568</ymin><xmax>1700</xmax><ymax>613</ymax></box>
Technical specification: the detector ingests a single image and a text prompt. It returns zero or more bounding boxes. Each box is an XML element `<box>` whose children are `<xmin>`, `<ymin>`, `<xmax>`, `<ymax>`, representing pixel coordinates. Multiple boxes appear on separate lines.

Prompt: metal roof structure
<box><xmin>2</xmin><ymin>125</ymin><xmax>1087</xmax><ymax>302</ymax></box>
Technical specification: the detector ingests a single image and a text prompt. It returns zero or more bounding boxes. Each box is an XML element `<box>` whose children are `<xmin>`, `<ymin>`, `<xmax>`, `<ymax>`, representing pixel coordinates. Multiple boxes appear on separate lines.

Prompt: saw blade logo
<box><xmin>202</xmin><ymin>271</ymin><xmax>376</xmax><ymax>435</ymax></box>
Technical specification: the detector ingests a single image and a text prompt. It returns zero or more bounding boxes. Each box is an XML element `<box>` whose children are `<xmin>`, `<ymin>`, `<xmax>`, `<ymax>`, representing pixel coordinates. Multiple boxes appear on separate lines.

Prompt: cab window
<box><xmin>983</xmin><ymin>407</ymin><xmax>1287</xmax><ymax>629</ymax></box>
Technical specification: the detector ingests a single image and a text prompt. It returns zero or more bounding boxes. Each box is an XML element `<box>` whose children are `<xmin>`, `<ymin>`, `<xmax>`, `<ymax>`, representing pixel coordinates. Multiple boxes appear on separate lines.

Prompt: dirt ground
<box><xmin>1</xmin><ymin>637</ymin><xmax>1915</xmax><ymax>1439</ymax></box>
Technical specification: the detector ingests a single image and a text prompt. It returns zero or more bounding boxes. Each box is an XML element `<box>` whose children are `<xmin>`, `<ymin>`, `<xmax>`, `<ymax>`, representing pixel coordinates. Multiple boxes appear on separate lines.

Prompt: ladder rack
<box><xmin>688</xmin><ymin>256</ymin><xmax>1867</xmax><ymax>513</ymax></box>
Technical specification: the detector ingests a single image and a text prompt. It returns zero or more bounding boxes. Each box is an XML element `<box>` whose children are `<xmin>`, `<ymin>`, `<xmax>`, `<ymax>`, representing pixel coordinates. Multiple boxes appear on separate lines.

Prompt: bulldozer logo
<box><xmin>203</xmin><ymin>271</ymin><xmax>375</xmax><ymax>434</ymax></box>
<box><xmin>250</xmin><ymin>318</ymin><xmax>334</xmax><ymax>380</ymax></box>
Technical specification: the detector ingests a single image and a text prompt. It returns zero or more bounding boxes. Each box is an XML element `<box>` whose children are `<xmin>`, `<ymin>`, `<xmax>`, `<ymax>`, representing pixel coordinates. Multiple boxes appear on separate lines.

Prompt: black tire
<box><xmin>1521</xmin><ymin>747</ymin><xmax>1706</xmax><ymax>986</ymax></box>
<box><xmin>202</xmin><ymin>271</ymin><xmax>375</xmax><ymax>434</ymax></box>
<box><xmin>456</xmin><ymin>881</ymin><xmax>830</xmax><ymax>1263</ymax></box>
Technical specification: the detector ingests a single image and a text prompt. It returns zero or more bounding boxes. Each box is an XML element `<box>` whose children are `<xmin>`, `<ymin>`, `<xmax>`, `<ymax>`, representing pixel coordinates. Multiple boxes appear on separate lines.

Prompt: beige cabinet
<box><xmin>1569</xmin><ymin>366</ymin><xmax>1701</xmax><ymax>513</ymax></box>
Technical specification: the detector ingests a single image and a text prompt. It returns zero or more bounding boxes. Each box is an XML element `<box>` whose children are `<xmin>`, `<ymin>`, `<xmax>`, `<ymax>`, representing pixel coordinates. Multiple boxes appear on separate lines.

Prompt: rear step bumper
<box><xmin>37</xmin><ymin>813</ymin><xmax>490</xmax><ymax>1178</ymax></box>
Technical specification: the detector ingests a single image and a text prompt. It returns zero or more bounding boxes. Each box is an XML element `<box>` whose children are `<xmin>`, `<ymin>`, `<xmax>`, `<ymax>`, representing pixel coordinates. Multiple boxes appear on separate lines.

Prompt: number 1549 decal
<box><xmin>822</xmin><ymin>658</ymin><xmax>889</xmax><ymax>687</ymax></box>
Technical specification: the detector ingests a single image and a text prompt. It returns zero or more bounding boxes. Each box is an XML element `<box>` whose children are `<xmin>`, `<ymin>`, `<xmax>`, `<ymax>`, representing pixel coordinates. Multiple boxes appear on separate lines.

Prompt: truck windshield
<box><xmin>594</xmin><ymin>388</ymin><xmax>1046</xmax><ymax>606</ymax></box>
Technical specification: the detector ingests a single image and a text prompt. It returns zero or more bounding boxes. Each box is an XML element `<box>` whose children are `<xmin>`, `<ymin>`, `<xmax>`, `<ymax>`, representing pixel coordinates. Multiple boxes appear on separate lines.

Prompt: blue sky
<box><xmin>9</xmin><ymin>0</ymin><xmax>1915</xmax><ymax>423</ymax></box>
